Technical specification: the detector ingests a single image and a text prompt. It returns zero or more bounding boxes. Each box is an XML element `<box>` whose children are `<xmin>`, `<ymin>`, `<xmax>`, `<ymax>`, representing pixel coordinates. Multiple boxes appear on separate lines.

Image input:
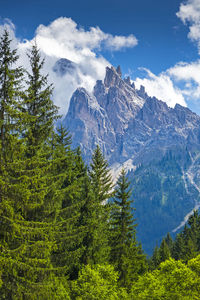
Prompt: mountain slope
<box><xmin>63</xmin><ymin>65</ymin><xmax>200</xmax><ymax>254</ymax></box>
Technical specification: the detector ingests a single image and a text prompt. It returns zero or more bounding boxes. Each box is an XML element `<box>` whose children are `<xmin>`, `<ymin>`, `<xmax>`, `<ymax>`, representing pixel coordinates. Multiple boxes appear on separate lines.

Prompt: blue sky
<box><xmin>1</xmin><ymin>0</ymin><xmax>200</xmax><ymax>115</ymax></box>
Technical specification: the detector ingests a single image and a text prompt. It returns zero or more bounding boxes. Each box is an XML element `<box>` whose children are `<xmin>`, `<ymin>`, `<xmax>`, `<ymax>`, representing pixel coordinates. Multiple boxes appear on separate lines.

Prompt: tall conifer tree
<box><xmin>0</xmin><ymin>38</ymin><xmax>69</xmax><ymax>298</ymax></box>
<box><xmin>0</xmin><ymin>30</ymin><xmax>29</xmax><ymax>298</ymax></box>
<box><xmin>78</xmin><ymin>171</ymin><xmax>97</xmax><ymax>265</ymax></box>
<box><xmin>50</xmin><ymin>126</ymin><xmax>86</xmax><ymax>280</ymax></box>
<box><xmin>0</xmin><ymin>29</ymin><xmax>24</xmax><ymax>209</ymax></box>
<box><xmin>0</xmin><ymin>29</ymin><xmax>24</xmax><ymax>152</ymax></box>
<box><xmin>23</xmin><ymin>42</ymin><xmax>58</xmax><ymax>155</ymax></box>
<box><xmin>88</xmin><ymin>145</ymin><xmax>114</xmax><ymax>264</ymax></box>
<box><xmin>110</xmin><ymin>169</ymin><xmax>146</xmax><ymax>287</ymax></box>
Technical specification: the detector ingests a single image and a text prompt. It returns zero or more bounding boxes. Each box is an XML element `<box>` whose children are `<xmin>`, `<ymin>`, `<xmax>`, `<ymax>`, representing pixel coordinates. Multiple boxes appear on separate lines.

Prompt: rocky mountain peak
<box><xmin>93</xmin><ymin>80</ymin><xmax>105</xmax><ymax>96</ymax></box>
<box><xmin>136</xmin><ymin>85</ymin><xmax>149</xmax><ymax>100</ymax></box>
<box><xmin>124</xmin><ymin>76</ymin><xmax>132</xmax><ymax>86</ymax></box>
<box><xmin>104</xmin><ymin>66</ymin><xmax>122</xmax><ymax>88</ymax></box>
<box><xmin>64</xmin><ymin>64</ymin><xmax>200</xmax><ymax>165</ymax></box>
<box><xmin>64</xmin><ymin>65</ymin><xmax>147</xmax><ymax>163</ymax></box>
<box><xmin>116</xmin><ymin>65</ymin><xmax>122</xmax><ymax>77</ymax></box>
<box><xmin>66</xmin><ymin>87</ymin><xmax>101</xmax><ymax>121</ymax></box>
<box><xmin>53</xmin><ymin>58</ymin><xmax>76</xmax><ymax>76</ymax></box>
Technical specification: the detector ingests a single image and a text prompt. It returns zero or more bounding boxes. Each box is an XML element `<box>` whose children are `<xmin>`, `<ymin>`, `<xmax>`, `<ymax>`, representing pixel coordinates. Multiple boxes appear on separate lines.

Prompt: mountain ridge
<box><xmin>63</xmin><ymin>64</ymin><xmax>200</xmax><ymax>254</ymax></box>
<box><xmin>64</xmin><ymin>65</ymin><xmax>200</xmax><ymax>165</ymax></box>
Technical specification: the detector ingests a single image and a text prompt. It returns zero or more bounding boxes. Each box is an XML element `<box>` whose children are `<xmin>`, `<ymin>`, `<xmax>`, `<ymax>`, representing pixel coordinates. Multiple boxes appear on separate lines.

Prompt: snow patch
<box><xmin>110</xmin><ymin>159</ymin><xmax>136</xmax><ymax>183</ymax></box>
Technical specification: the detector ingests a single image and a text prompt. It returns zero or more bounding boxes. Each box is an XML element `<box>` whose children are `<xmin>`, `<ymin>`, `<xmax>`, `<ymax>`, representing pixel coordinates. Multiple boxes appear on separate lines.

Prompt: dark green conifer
<box><xmin>78</xmin><ymin>172</ymin><xmax>97</xmax><ymax>265</ymax></box>
<box><xmin>151</xmin><ymin>244</ymin><xmax>161</xmax><ymax>269</ymax></box>
<box><xmin>50</xmin><ymin>126</ymin><xmax>87</xmax><ymax>280</ymax></box>
<box><xmin>0</xmin><ymin>29</ymin><xmax>28</xmax><ymax>298</ymax></box>
<box><xmin>88</xmin><ymin>145</ymin><xmax>114</xmax><ymax>264</ymax></box>
<box><xmin>110</xmin><ymin>168</ymin><xmax>145</xmax><ymax>287</ymax></box>
<box><xmin>172</xmin><ymin>233</ymin><xmax>185</xmax><ymax>260</ymax></box>
<box><xmin>159</xmin><ymin>239</ymin><xmax>171</xmax><ymax>262</ymax></box>
<box><xmin>165</xmin><ymin>232</ymin><xmax>173</xmax><ymax>252</ymax></box>
<box><xmin>0</xmin><ymin>29</ymin><xmax>24</xmax><ymax>151</ymax></box>
<box><xmin>23</xmin><ymin>42</ymin><xmax>59</xmax><ymax>156</ymax></box>
<box><xmin>0</xmin><ymin>38</ymin><xmax>69</xmax><ymax>298</ymax></box>
<box><xmin>89</xmin><ymin>145</ymin><xmax>113</xmax><ymax>203</ymax></box>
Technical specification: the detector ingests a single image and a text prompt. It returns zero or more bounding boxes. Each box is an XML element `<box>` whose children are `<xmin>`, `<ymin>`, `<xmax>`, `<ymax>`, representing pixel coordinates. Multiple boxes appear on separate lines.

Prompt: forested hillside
<box><xmin>1</xmin><ymin>30</ymin><xmax>200</xmax><ymax>299</ymax></box>
<box><xmin>128</xmin><ymin>148</ymin><xmax>200</xmax><ymax>254</ymax></box>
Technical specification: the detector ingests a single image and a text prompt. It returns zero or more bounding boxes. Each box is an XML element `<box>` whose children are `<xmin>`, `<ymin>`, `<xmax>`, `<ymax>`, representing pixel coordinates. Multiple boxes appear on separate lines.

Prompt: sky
<box><xmin>1</xmin><ymin>0</ymin><xmax>200</xmax><ymax>115</ymax></box>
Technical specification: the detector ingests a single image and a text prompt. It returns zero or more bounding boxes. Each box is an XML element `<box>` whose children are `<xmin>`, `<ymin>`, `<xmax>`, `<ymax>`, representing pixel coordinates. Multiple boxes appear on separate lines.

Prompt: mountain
<box><xmin>53</xmin><ymin>58</ymin><xmax>77</xmax><ymax>76</ymax></box>
<box><xmin>63</xmin><ymin>65</ymin><xmax>200</xmax><ymax>254</ymax></box>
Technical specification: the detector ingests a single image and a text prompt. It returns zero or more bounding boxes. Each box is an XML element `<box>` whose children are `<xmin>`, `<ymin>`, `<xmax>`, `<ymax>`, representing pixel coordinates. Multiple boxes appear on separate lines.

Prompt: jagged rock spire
<box><xmin>124</xmin><ymin>76</ymin><xmax>131</xmax><ymax>86</ymax></box>
<box><xmin>104</xmin><ymin>66</ymin><xmax>121</xmax><ymax>88</ymax></box>
<box><xmin>116</xmin><ymin>65</ymin><xmax>122</xmax><ymax>77</ymax></box>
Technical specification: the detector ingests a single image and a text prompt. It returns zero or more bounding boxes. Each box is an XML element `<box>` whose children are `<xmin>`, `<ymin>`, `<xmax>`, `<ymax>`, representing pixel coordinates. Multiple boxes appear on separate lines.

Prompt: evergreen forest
<box><xmin>1</xmin><ymin>30</ymin><xmax>200</xmax><ymax>299</ymax></box>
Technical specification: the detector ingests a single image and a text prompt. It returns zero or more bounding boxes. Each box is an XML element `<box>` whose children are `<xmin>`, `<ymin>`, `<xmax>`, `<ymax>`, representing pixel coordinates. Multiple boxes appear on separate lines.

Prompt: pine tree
<box><xmin>187</xmin><ymin>210</ymin><xmax>200</xmax><ymax>252</ymax></box>
<box><xmin>23</xmin><ymin>42</ymin><xmax>59</xmax><ymax>157</ymax></box>
<box><xmin>50</xmin><ymin>126</ymin><xmax>86</xmax><ymax>280</ymax></box>
<box><xmin>74</xmin><ymin>146</ymin><xmax>86</xmax><ymax>179</ymax></box>
<box><xmin>0</xmin><ymin>29</ymin><xmax>24</xmax><ymax>153</ymax></box>
<box><xmin>150</xmin><ymin>234</ymin><xmax>173</xmax><ymax>270</ymax></box>
<box><xmin>0</xmin><ymin>38</ymin><xmax>69</xmax><ymax>298</ymax></box>
<box><xmin>89</xmin><ymin>145</ymin><xmax>113</xmax><ymax>204</ymax></box>
<box><xmin>159</xmin><ymin>239</ymin><xmax>171</xmax><ymax>262</ymax></box>
<box><xmin>165</xmin><ymin>232</ymin><xmax>173</xmax><ymax>252</ymax></box>
<box><xmin>110</xmin><ymin>168</ymin><xmax>145</xmax><ymax>287</ymax></box>
<box><xmin>151</xmin><ymin>244</ymin><xmax>161</xmax><ymax>269</ymax></box>
<box><xmin>0</xmin><ymin>30</ymin><xmax>29</xmax><ymax>298</ymax></box>
<box><xmin>88</xmin><ymin>145</ymin><xmax>114</xmax><ymax>264</ymax></box>
<box><xmin>78</xmin><ymin>171</ymin><xmax>97</xmax><ymax>265</ymax></box>
<box><xmin>0</xmin><ymin>29</ymin><xmax>24</xmax><ymax>208</ymax></box>
<box><xmin>172</xmin><ymin>233</ymin><xmax>185</xmax><ymax>260</ymax></box>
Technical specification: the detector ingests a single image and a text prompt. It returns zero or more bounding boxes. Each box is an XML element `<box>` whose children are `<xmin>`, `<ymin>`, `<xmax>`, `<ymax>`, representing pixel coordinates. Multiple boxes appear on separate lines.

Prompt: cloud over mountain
<box><xmin>0</xmin><ymin>17</ymin><xmax>138</xmax><ymax>115</ymax></box>
<box><xmin>134</xmin><ymin>68</ymin><xmax>186</xmax><ymax>108</ymax></box>
<box><xmin>133</xmin><ymin>0</ymin><xmax>200</xmax><ymax>114</ymax></box>
<box><xmin>1</xmin><ymin>12</ymin><xmax>200</xmax><ymax>116</ymax></box>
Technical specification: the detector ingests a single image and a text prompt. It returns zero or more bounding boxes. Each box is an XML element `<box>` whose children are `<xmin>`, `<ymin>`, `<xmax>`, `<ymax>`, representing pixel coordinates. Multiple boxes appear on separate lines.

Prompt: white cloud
<box><xmin>134</xmin><ymin>68</ymin><xmax>186</xmax><ymax>108</ymax></box>
<box><xmin>168</xmin><ymin>60</ymin><xmax>200</xmax><ymax>99</ymax></box>
<box><xmin>105</xmin><ymin>34</ymin><xmax>138</xmax><ymax>51</ymax></box>
<box><xmin>0</xmin><ymin>17</ymin><xmax>138</xmax><ymax>116</ymax></box>
<box><xmin>132</xmin><ymin>1</ymin><xmax>200</xmax><ymax>112</ymax></box>
<box><xmin>168</xmin><ymin>60</ymin><xmax>200</xmax><ymax>82</ymax></box>
<box><xmin>34</xmin><ymin>17</ymin><xmax>137</xmax><ymax>58</ymax></box>
<box><xmin>177</xmin><ymin>0</ymin><xmax>200</xmax><ymax>53</ymax></box>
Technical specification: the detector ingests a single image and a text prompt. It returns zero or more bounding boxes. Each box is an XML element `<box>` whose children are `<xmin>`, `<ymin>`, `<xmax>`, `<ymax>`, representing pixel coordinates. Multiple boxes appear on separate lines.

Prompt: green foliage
<box><xmin>150</xmin><ymin>244</ymin><xmax>161</xmax><ymax>269</ymax></box>
<box><xmin>87</xmin><ymin>145</ymin><xmax>114</xmax><ymax>264</ymax></box>
<box><xmin>159</xmin><ymin>239</ymin><xmax>171</xmax><ymax>262</ymax></box>
<box><xmin>0</xmin><ymin>35</ymin><xmax>69</xmax><ymax>299</ymax></box>
<box><xmin>23</xmin><ymin>43</ymin><xmax>59</xmax><ymax>155</ymax></box>
<box><xmin>89</xmin><ymin>145</ymin><xmax>113</xmax><ymax>203</ymax></box>
<box><xmin>150</xmin><ymin>211</ymin><xmax>200</xmax><ymax>269</ymax></box>
<box><xmin>110</xmin><ymin>169</ymin><xmax>146</xmax><ymax>287</ymax></box>
<box><xmin>171</xmin><ymin>211</ymin><xmax>200</xmax><ymax>262</ymax></box>
<box><xmin>50</xmin><ymin>127</ymin><xmax>86</xmax><ymax>280</ymax></box>
<box><xmin>131</xmin><ymin>256</ymin><xmax>200</xmax><ymax>299</ymax></box>
<box><xmin>78</xmin><ymin>172</ymin><xmax>98</xmax><ymax>265</ymax></box>
<box><xmin>0</xmin><ymin>29</ymin><xmax>24</xmax><ymax>148</ymax></box>
<box><xmin>71</xmin><ymin>264</ymin><xmax>128</xmax><ymax>300</ymax></box>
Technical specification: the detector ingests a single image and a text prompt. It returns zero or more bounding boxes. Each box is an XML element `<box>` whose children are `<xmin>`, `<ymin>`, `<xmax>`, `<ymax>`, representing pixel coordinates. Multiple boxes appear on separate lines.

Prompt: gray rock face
<box><xmin>64</xmin><ymin>65</ymin><xmax>200</xmax><ymax>166</ymax></box>
<box><xmin>65</xmin><ymin>86</ymin><xmax>116</xmax><ymax>160</ymax></box>
<box><xmin>64</xmin><ymin>66</ymin><xmax>145</xmax><ymax>163</ymax></box>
